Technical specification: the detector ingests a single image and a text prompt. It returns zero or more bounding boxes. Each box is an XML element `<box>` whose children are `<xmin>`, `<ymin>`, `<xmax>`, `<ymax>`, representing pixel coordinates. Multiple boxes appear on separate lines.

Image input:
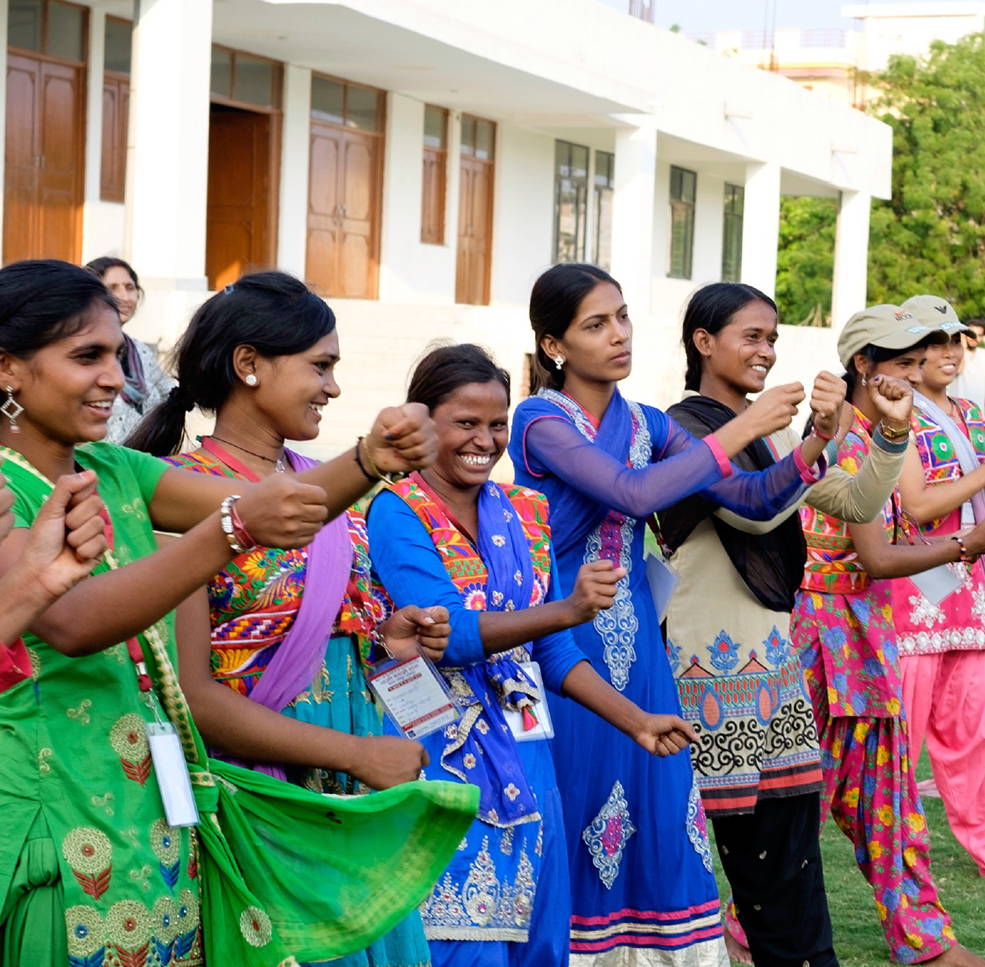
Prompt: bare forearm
<box><xmin>184</xmin><ymin>679</ymin><xmax>365</xmax><ymax>772</ymax></box>
<box><xmin>856</xmin><ymin>533</ymin><xmax>963</xmax><ymax>579</ymax></box>
<box><xmin>904</xmin><ymin>470</ymin><xmax>985</xmax><ymax>525</ymax></box>
<box><xmin>560</xmin><ymin>661</ymin><xmax>643</xmax><ymax>736</ymax></box>
<box><xmin>296</xmin><ymin>446</ymin><xmax>376</xmax><ymax>518</ymax></box>
<box><xmin>477</xmin><ymin>600</ymin><xmax>577</xmax><ymax>655</ymax></box>
<box><xmin>0</xmin><ymin>572</ymin><xmax>54</xmax><ymax>643</ymax></box>
<box><xmin>30</xmin><ymin>515</ymin><xmax>236</xmax><ymax>656</ymax></box>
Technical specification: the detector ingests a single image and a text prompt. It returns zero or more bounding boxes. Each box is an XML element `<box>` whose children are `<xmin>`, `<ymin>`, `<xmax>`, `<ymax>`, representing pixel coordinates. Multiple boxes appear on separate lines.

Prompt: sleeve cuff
<box><xmin>793</xmin><ymin>445</ymin><xmax>827</xmax><ymax>484</ymax></box>
<box><xmin>703</xmin><ymin>434</ymin><xmax>733</xmax><ymax>478</ymax></box>
<box><xmin>441</xmin><ymin>610</ymin><xmax>486</xmax><ymax>666</ymax></box>
<box><xmin>872</xmin><ymin>427</ymin><xmax>910</xmax><ymax>454</ymax></box>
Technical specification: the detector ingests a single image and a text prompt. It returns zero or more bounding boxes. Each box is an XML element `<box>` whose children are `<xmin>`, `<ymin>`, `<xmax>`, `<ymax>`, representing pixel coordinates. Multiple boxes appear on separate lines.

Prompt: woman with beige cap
<box><xmin>891</xmin><ymin>294</ymin><xmax>985</xmax><ymax>878</ymax></box>
<box><xmin>792</xmin><ymin>304</ymin><xmax>985</xmax><ymax>967</ymax></box>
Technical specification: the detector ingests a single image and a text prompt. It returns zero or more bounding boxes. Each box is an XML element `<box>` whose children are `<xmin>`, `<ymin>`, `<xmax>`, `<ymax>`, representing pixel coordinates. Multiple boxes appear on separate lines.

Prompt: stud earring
<box><xmin>2</xmin><ymin>385</ymin><xmax>24</xmax><ymax>434</ymax></box>
<box><xmin>245</xmin><ymin>374</ymin><xmax>258</xmax><ymax>387</ymax></box>
<box><xmin>861</xmin><ymin>375</ymin><xmax>868</xmax><ymax>387</ymax></box>
<box><xmin>553</xmin><ymin>356</ymin><xmax>565</xmax><ymax>371</ymax></box>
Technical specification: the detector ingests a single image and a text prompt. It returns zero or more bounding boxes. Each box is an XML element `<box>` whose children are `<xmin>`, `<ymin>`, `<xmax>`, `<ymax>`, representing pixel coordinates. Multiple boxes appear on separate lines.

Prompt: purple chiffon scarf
<box><xmin>246</xmin><ymin>449</ymin><xmax>353</xmax><ymax>780</ymax></box>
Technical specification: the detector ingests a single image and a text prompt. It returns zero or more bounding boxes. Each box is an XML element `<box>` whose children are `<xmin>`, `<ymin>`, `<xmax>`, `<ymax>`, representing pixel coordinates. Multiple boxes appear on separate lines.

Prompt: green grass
<box><xmin>715</xmin><ymin>753</ymin><xmax>985</xmax><ymax>966</ymax></box>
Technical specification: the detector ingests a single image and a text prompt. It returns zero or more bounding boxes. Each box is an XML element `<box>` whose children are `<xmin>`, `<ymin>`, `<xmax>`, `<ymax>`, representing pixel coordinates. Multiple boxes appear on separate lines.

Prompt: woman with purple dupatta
<box><xmin>129</xmin><ymin>272</ymin><xmax>458</xmax><ymax>967</ymax></box>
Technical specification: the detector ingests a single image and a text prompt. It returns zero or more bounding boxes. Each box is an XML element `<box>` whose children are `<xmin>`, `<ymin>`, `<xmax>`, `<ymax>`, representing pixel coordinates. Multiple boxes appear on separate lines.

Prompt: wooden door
<box><xmin>456</xmin><ymin>155</ymin><xmax>494</xmax><ymax>305</ymax></box>
<box><xmin>4</xmin><ymin>53</ymin><xmax>84</xmax><ymax>264</ymax></box>
<box><xmin>306</xmin><ymin>120</ymin><xmax>381</xmax><ymax>299</ymax></box>
<box><xmin>206</xmin><ymin>107</ymin><xmax>273</xmax><ymax>290</ymax></box>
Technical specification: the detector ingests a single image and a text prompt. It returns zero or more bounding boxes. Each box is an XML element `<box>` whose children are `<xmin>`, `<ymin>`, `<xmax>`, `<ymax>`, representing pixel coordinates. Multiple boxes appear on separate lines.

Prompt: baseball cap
<box><xmin>837</xmin><ymin>304</ymin><xmax>936</xmax><ymax>367</ymax></box>
<box><xmin>900</xmin><ymin>294</ymin><xmax>970</xmax><ymax>336</ymax></box>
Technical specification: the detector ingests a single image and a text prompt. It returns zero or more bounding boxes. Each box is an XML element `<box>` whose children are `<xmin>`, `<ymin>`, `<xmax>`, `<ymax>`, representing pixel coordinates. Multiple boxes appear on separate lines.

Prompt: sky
<box><xmin>592</xmin><ymin>0</ymin><xmax>961</xmax><ymax>35</ymax></box>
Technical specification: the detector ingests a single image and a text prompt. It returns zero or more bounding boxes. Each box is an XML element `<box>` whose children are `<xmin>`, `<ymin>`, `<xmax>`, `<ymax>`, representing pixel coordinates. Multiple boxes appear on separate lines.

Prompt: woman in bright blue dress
<box><xmin>370</xmin><ymin>344</ymin><xmax>698</xmax><ymax>967</ymax></box>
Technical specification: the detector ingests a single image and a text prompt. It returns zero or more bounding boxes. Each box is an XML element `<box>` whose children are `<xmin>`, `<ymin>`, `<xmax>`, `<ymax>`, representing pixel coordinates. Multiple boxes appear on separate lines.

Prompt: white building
<box><xmin>1</xmin><ymin>0</ymin><xmax>891</xmax><ymax>458</ymax></box>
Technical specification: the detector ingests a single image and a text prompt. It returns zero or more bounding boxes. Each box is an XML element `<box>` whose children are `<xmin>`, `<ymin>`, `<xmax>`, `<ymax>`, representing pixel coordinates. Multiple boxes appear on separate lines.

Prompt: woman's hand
<box><xmin>380</xmin><ymin>605</ymin><xmax>451</xmax><ymax>662</ymax></box>
<box><xmin>868</xmin><ymin>374</ymin><xmax>914</xmax><ymax>433</ymax></box>
<box><xmin>234</xmin><ymin>475</ymin><xmax>328</xmax><ymax>549</ymax></box>
<box><xmin>741</xmin><ymin>382</ymin><xmax>805</xmax><ymax>438</ymax></box>
<box><xmin>808</xmin><ymin>371</ymin><xmax>846</xmax><ymax>440</ymax></box>
<box><xmin>23</xmin><ymin>471</ymin><xmax>109</xmax><ymax>602</ymax></box>
<box><xmin>364</xmin><ymin>403</ymin><xmax>438</xmax><ymax>476</ymax></box>
<box><xmin>349</xmin><ymin>735</ymin><xmax>429</xmax><ymax>790</ymax></box>
<box><xmin>630</xmin><ymin>712</ymin><xmax>698</xmax><ymax>757</ymax></box>
<box><xmin>0</xmin><ymin>473</ymin><xmax>14</xmax><ymax>545</ymax></box>
<box><xmin>565</xmin><ymin>560</ymin><xmax>627</xmax><ymax>624</ymax></box>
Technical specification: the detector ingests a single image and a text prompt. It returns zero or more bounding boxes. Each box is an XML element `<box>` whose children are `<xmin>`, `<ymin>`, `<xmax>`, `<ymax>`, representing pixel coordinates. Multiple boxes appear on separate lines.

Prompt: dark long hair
<box><xmin>406</xmin><ymin>343</ymin><xmax>510</xmax><ymax>411</ymax></box>
<box><xmin>681</xmin><ymin>282</ymin><xmax>777</xmax><ymax>392</ymax></box>
<box><xmin>127</xmin><ymin>271</ymin><xmax>337</xmax><ymax>455</ymax></box>
<box><xmin>0</xmin><ymin>259</ymin><xmax>118</xmax><ymax>357</ymax></box>
<box><xmin>528</xmin><ymin>263</ymin><xmax>621</xmax><ymax>391</ymax></box>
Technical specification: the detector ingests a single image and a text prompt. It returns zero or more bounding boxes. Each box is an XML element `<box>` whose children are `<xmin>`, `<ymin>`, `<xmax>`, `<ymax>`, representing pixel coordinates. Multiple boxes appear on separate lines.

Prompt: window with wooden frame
<box><xmin>669</xmin><ymin>165</ymin><xmax>696</xmax><ymax>279</ymax></box>
<box><xmin>210</xmin><ymin>45</ymin><xmax>282</xmax><ymax>111</ymax></box>
<box><xmin>421</xmin><ymin>105</ymin><xmax>448</xmax><ymax>245</ymax></box>
<box><xmin>8</xmin><ymin>0</ymin><xmax>86</xmax><ymax>61</ymax></box>
<box><xmin>593</xmin><ymin>150</ymin><xmax>615</xmax><ymax>271</ymax></box>
<box><xmin>722</xmin><ymin>183</ymin><xmax>744</xmax><ymax>282</ymax></box>
<box><xmin>553</xmin><ymin>140</ymin><xmax>589</xmax><ymax>263</ymax></box>
<box><xmin>100</xmin><ymin>15</ymin><xmax>131</xmax><ymax>202</ymax></box>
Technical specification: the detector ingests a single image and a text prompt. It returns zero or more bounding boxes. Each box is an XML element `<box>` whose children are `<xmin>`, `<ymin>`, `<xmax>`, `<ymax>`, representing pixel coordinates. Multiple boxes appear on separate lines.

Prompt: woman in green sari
<box><xmin>0</xmin><ymin>259</ymin><xmax>478</xmax><ymax>967</ymax></box>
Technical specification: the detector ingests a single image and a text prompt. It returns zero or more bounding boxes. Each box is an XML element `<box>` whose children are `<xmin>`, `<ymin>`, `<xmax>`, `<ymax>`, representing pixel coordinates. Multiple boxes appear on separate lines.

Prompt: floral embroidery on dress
<box><xmin>540</xmin><ymin>391</ymin><xmax>650</xmax><ymax>692</ymax></box>
<box><xmin>708</xmin><ymin>630</ymin><xmax>741</xmax><ymax>673</ymax></box>
<box><xmin>462</xmin><ymin>837</ymin><xmax>499</xmax><ymax>926</ymax></box>
<box><xmin>66</xmin><ymin>698</ymin><xmax>92</xmax><ymax>726</ymax></box>
<box><xmin>763</xmin><ymin>626</ymin><xmax>787</xmax><ymax>667</ymax></box>
<box><xmin>582</xmin><ymin>780</ymin><xmax>636</xmax><ymax>890</ymax></box>
<box><xmin>908</xmin><ymin>592</ymin><xmax>946</xmax><ymax>629</ymax></box>
<box><xmin>685</xmin><ymin>782</ymin><xmax>714</xmax><ymax>874</ymax></box>
<box><xmin>106</xmin><ymin>898</ymin><xmax>152</xmax><ymax>963</ymax></box>
<box><xmin>239</xmin><ymin>905</ymin><xmax>273</xmax><ymax>947</ymax></box>
<box><xmin>151</xmin><ymin>818</ymin><xmax>181</xmax><ymax>891</ymax></box>
<box><xmin>65</xmin><ymin>904</ymin><xmax>105</xmax><ymax>967</ymax></box>
<box><xmin>62</xmin><ymin>826</ymin><xmax>113</xmax><ymax>901</ymax></box>
<box><xmin>110</xmin><ymin>713</ymin><xmax>152</xmax><ymax>786</ymax></box>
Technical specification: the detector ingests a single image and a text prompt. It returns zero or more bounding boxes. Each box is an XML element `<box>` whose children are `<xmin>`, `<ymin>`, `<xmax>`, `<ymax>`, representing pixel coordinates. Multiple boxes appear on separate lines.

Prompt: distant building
<box><xmin>1</xmin><ymin>0</ymin><xmax>890</xmax><ymax>455</ymax></box>
<box><xmin>701</xmin><ymin>3</ymin><xmax>985</xmax><ymax>109</ymax></box>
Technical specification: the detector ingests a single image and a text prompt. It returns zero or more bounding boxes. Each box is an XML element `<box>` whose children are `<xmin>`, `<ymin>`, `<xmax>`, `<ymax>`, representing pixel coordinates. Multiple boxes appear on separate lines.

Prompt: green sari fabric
<box><xmin>0</xmin><ymin>442</ymin><xmax>478</xmax><ymax>966</ymax></box>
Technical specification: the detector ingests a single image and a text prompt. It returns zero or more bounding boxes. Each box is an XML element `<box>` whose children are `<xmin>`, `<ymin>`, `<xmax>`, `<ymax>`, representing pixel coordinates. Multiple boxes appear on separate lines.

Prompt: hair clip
<box><xmin>223</xmin><ymin>283</ymin><xmax>235</xmax><ymax>294</ymax></box>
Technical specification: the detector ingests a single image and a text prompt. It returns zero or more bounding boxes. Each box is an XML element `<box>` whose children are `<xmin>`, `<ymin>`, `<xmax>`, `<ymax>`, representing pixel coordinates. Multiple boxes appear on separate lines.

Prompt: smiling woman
<box><xmin>84</xmin><ymin>257</ymin><xmax>175</xmax><ymax>444</ymax></box>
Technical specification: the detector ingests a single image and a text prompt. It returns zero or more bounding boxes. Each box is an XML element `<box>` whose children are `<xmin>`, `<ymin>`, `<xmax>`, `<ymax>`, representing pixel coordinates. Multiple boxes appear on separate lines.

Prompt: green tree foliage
<box><xmin>867</xmin><ymin>34</ymin><xmax>985</xmax><ymax>316</ymax></box>
<box><xmin>775</xmin><ymin>196</ymin><xmax>837</xmax><ymax>325</ymax></box>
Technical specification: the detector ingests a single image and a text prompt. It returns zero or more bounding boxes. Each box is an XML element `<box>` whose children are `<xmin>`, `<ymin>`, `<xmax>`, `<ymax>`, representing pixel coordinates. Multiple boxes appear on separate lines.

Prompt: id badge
<box><xmin>147</xmin><ymin>721</ymin><xmax>200</xmax><ymax>828</ymax></box>
<box><xmin>367</xmin><ymin>654</ymin><xmax>459</xmax><ymax>740</ymax></box>
<box><xmin>503</xmin><ymin>661</ymin><xmax>554</xmax><ymax>742</ymax></box>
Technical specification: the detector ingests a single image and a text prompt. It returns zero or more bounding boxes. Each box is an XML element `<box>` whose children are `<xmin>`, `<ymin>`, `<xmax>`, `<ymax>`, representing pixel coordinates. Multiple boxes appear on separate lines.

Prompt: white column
<box><xmin>610</xmin><ymin>123</ymin><xmax>657</xmax><ymax>313</ymax></box>
<box><xmin>830</xmin><ymin>189</ymin><xmax>871</xmax><ymax>332</ymax></box>
<box><xmin>740</xmin><ymin>161</ymin><xmax>781</xmax><ymax>297</ymax></box>
<box><xmin>127</xmin><ymin>0</ymin><xmax>213</xmax><ymax>344</ymax></box>
<box><xmin>0</xmin><ymin>2</ymin><xmax>8</xmax><ymax>238</ymax></box>
<box><xmin>277</xmin><ymin>64</ymin><xmax>311</xmax><ymax>279</ymax></box>
<box><xmin>81</xmin><ymin>7</ymin><xmax>106</xmax><ymax>262</ymax></box>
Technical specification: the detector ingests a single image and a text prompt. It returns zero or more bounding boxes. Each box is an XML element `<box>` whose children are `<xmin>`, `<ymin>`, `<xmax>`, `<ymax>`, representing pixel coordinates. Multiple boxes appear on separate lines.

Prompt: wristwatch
<box><xmin>878</xmin><ymin>421</ymin><xmax>910</xmax><ymax>441</ymax></box>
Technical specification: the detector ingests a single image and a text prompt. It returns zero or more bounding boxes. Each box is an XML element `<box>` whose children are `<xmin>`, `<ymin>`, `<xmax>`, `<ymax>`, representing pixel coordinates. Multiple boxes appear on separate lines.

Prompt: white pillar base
<box><xmin>830</xmin><ymin>189</ymin><xmax>872</xmax><ymax>333</ymax></box>
<box><xmin>740</xmin><ymin>161</ymin><xmax>781</xmax><ymax>299</ymax></box>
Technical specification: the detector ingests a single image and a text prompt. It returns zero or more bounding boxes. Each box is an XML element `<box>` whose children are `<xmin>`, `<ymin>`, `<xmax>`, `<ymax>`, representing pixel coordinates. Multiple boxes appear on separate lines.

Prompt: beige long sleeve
<box><xmin>712</xmin><ymin>426</ymin><xmax>905</xmax><ymax>534</ymax></box>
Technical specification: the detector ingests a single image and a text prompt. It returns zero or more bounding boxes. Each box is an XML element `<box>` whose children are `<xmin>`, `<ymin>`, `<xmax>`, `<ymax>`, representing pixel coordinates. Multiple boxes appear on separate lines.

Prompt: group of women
<box><xmin>0</xmin><ymin>255</ymin><xmax>983</xmax><ymax>967</ymax></box>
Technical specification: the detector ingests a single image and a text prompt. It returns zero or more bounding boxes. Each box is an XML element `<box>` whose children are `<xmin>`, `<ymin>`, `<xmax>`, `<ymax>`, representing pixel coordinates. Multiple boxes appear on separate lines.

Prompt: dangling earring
<box><xmin>861</xmin><ymin>374</ymin><xmax>868</xmax><ymax>387</ymax></box>
<box><xmin>245</xmin><ymin>374</ymin><xmax>258</xmax><ymax>387</ymax></box>
<box><xmin>2</xmin><ymin>385</ymin><xmax>24</xmax><ymax>434</ymax></box>
<box><xmin>553</xmin><ymin>356</ymin><xmax>565</xmax><ymax>371</ymax></box>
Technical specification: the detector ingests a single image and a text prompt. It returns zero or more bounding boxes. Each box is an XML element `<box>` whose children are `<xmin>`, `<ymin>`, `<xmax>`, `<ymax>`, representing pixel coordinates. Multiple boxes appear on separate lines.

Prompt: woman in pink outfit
<box><xmin>893</xmin><ymin>294</ymin><xmax>985</xmax><ymax>877</ymax></box>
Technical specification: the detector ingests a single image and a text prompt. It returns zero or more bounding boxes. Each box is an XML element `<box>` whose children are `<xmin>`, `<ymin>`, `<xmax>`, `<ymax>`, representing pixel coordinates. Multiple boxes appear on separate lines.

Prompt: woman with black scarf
<box><xmin>660</xmin><ymin>283</ymin><xmax>913</xmax><ymax>967</ymax></box>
